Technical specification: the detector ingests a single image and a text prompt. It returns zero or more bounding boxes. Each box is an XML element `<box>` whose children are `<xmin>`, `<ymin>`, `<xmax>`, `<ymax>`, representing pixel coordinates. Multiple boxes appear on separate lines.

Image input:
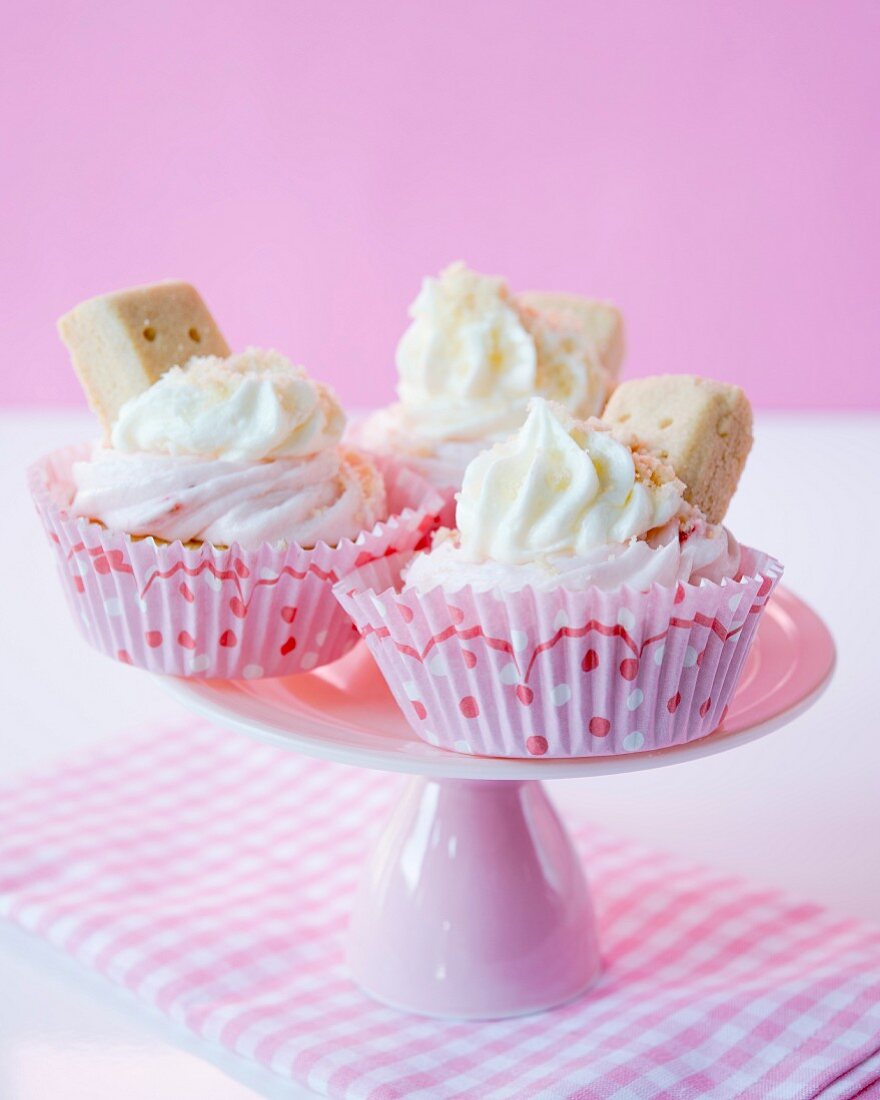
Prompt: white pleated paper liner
<box><xmin>334</xmin><ymin>547</ymin><xmax>783</xmax><ymax>757</ymax></box>
<box><xmin>29</xmin><ymin>444</ymin><xmax>443</xmax><ymax>679</ymax></box>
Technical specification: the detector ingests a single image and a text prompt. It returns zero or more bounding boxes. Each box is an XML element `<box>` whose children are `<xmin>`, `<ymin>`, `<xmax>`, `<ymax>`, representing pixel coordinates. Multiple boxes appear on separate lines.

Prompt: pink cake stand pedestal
<box><xmin>167</xmin><ymin>586</ymin><xmax>834</xmax><ymax>1020</ymax></box>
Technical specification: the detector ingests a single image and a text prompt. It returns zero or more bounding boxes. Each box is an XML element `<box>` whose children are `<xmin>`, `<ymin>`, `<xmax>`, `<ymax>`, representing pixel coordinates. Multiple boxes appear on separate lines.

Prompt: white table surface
<box><xmin>1</xmin><ymin>409</ymin><xmax>877</xmax><ymax>1099</ymax></box>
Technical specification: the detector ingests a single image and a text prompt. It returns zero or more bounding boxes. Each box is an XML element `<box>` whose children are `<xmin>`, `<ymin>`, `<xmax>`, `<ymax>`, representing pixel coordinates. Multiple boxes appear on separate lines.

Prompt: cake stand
<box><xmin>166</xmin><ymin>586</ymin><xmax>835</xmax><ymax>1020</ymax></box>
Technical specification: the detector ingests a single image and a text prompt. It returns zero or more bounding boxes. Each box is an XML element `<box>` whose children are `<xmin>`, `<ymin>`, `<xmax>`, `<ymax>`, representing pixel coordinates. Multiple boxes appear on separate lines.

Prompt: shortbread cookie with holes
<box><xmin>56</xmin><ymin>280</ymin><xmax>391</xmax><ymax>549</ymax></box>
<box><xmin>58</xmin><ymin>281</ymin><xmax>230</xmax><ymax>434</ymax></box>
<box><xmin>518</xmin><ymin>292</ymin><xmax>625</xmax><ymax>381</ymax></box>
<box><xmin>68</xmin><ymin>347</ymin><xmax>386</xmax><ymax>550</ymax></box>
<box><xmin>603</xmin><ymin>375</ymin><xmax>752</xmax><ymax>524</ymax></box>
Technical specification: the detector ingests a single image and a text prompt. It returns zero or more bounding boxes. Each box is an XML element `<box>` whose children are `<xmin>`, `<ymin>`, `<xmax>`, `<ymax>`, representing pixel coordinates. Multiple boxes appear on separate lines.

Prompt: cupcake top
<box><xmin>357</xmin><ymin>262</ymin><xmax>620</xmax><ymax>484</ymax></box>
<box><xmin>110</xmin><ymin>348</ymin><xmax>346</xmax><ymax>463</ymax></box>
<box><xmin>404</xmin><ymin>398</ymin><xmax>740</xmax><ymax>593</ymax></box>
<box><xmin>70</xmin><ymin>346</ymin><xmax>386</xmax><ymax>550</ymax></box>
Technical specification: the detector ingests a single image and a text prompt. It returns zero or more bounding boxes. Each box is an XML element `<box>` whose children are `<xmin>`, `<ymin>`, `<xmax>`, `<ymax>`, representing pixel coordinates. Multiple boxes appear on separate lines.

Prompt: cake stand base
<box><xmin>348</xmin><ymin>776</ymin><xmax>600</xmax><ymax>1019</ymax></box>
<box><xmin>166</xmin><ymin>587</ymin><xmax>835</xmax><ymax>1020</ymax></box>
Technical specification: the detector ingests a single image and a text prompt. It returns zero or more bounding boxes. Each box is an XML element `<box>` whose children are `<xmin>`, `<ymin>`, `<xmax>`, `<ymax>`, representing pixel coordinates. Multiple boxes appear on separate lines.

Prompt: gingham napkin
<box><xmin>2</xmin><ymin>725</ymin><xmax>879</xmax><ymax>1100</ymax></box>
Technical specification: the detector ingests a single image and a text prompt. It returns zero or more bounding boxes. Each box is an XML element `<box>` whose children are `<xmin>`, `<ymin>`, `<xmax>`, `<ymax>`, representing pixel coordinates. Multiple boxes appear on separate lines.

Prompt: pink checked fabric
<box><xmin>1</xmin><ymin>725</ymin><xmax>880</xmax><ymax>1099</ymax></box>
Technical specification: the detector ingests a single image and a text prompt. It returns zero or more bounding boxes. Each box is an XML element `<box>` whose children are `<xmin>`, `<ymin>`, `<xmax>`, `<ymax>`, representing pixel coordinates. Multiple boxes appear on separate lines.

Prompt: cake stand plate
<box><xmin>166</xmin><ymin>586</ymin><xmax>835</xmax><ymax>1019</ymax></box>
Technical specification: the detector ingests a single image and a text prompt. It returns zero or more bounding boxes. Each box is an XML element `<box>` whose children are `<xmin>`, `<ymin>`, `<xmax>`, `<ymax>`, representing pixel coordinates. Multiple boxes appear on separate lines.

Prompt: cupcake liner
<box><xmin>356</xmin><ymin>449</ymin><xmax>458</xmax><ymax>528</ymax></box>
<box><xmin>333</xmin><ymin>547</ymin><xmax>783</xmax><ymax>757</ymax></box>
<box><xmin>29</xmin><ymin>444</ymin><xmax>443</xmax><ymax>679</ymax></box>
<box><xmin>345</xmin><ymin>420</ymin><xmax>459</xmax><ymax>527</ymax></box>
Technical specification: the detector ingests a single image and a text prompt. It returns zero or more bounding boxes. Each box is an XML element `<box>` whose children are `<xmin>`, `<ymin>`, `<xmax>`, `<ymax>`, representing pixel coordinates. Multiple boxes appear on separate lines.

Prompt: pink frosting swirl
<box><xmin>71</xmin><ymin>445</ymin><xmax>386</xmax><ymax>550</ymax></box>
<box><xmin>404</xmin><ymin>519</ymin><xmax>740</xmax><ymax>595</ymax></box>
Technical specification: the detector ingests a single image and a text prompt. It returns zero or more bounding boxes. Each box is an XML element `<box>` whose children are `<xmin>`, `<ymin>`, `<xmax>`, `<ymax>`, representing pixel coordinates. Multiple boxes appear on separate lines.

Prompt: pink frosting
<box><xmin>404</xmin><ymin>519</ymin><xmax>741</xmax><ymax>595</ymax></box>
<box><xmin>71</xmin><ymin>446</ymin><xmax>386</xmax><ymax>549</ymax></box>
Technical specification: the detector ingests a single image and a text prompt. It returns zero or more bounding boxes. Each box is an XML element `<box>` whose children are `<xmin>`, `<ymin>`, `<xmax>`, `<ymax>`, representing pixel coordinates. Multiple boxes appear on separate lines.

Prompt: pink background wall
<box><xmin>2</xmin><ymin>1</ymin><xmax>878</xmax><ymax>412</ymax></box>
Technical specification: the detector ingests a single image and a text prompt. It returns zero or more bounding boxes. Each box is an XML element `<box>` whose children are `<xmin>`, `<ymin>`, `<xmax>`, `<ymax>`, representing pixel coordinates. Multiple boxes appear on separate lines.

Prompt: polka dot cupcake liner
<box><xmin>334</xmin><ymin>547</ymin><xmax>783</xmax><ymax>758</ymax></box>
<box><xmin>30</xmin><ymin>444</ymin><xmax>443</xmax><ymax>679</ymax></box>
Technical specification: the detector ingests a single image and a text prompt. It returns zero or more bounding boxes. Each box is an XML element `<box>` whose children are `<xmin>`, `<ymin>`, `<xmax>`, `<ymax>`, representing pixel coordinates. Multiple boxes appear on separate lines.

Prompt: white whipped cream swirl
<box><xmin>75</xmin><ymin>350</ymin><xmax>385</xmax><ymax>548</ymax></box>
<box><xmin>457</xmin><ymin>398</ymin><xmax>683</xmax><ymax>565</ymax></box>
<box><xmin>358</xmin><ymin>263</ymin><xmax>609</xmax><ymax>462</ymax></box>
<box><xmin>396</xmin><ymin>262</ymin><xmax>538</xmax><ymax>435</ymax></box>
<box><xmin>404</xmin><ymin>398</ymin><xmax>740</xmax><ymax>593</ymax></box>
<box><xmin>111</xmin><ymin>348</ymin><xmax>345</xmax><ymax>462</ymax></box>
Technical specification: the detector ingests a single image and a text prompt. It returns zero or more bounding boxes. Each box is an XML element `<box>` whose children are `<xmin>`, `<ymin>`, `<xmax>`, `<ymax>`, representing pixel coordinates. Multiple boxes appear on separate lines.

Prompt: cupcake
<box><xmin>335</xmin><ymin>384</ymin><xmax>782</xmax><ymax>758</ymax></box>
<box><xmin>353</xmin><ymin>261</ymin><xmax>624</xmax><ymax>518</ymax></box>
<box><xmin>30</xmin><ymin>281</ymin><xmax>441</xmax><ymax>679</ymax></box>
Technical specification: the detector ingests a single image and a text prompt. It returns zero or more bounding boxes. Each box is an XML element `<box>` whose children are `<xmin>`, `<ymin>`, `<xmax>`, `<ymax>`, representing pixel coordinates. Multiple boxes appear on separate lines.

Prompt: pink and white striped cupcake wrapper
<box><xmin>29</xmin><ymin>444</ymin><xmax>443</xmax><ymax>680</ymax></box>
<box><xmin>334</xmin><ymin>546</ymin><xmax>783</xmax><ymax>757</ymax></box>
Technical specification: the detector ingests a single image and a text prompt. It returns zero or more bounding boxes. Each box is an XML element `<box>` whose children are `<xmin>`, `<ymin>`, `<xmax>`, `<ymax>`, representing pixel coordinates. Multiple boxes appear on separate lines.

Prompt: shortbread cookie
<box><xmin>58</xmin><ymin>281</ymin><xmax>229</xmax><ymax>433</ymax></box>
<box><xmin>603</xmin><ymin>375</ymin><xmax>752</xmax><ymax>523</ymax></box>
<box><xmin>519</xmin><ymin>292</ymin><xmax>625</xmax><ymax>379</ymax></box>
